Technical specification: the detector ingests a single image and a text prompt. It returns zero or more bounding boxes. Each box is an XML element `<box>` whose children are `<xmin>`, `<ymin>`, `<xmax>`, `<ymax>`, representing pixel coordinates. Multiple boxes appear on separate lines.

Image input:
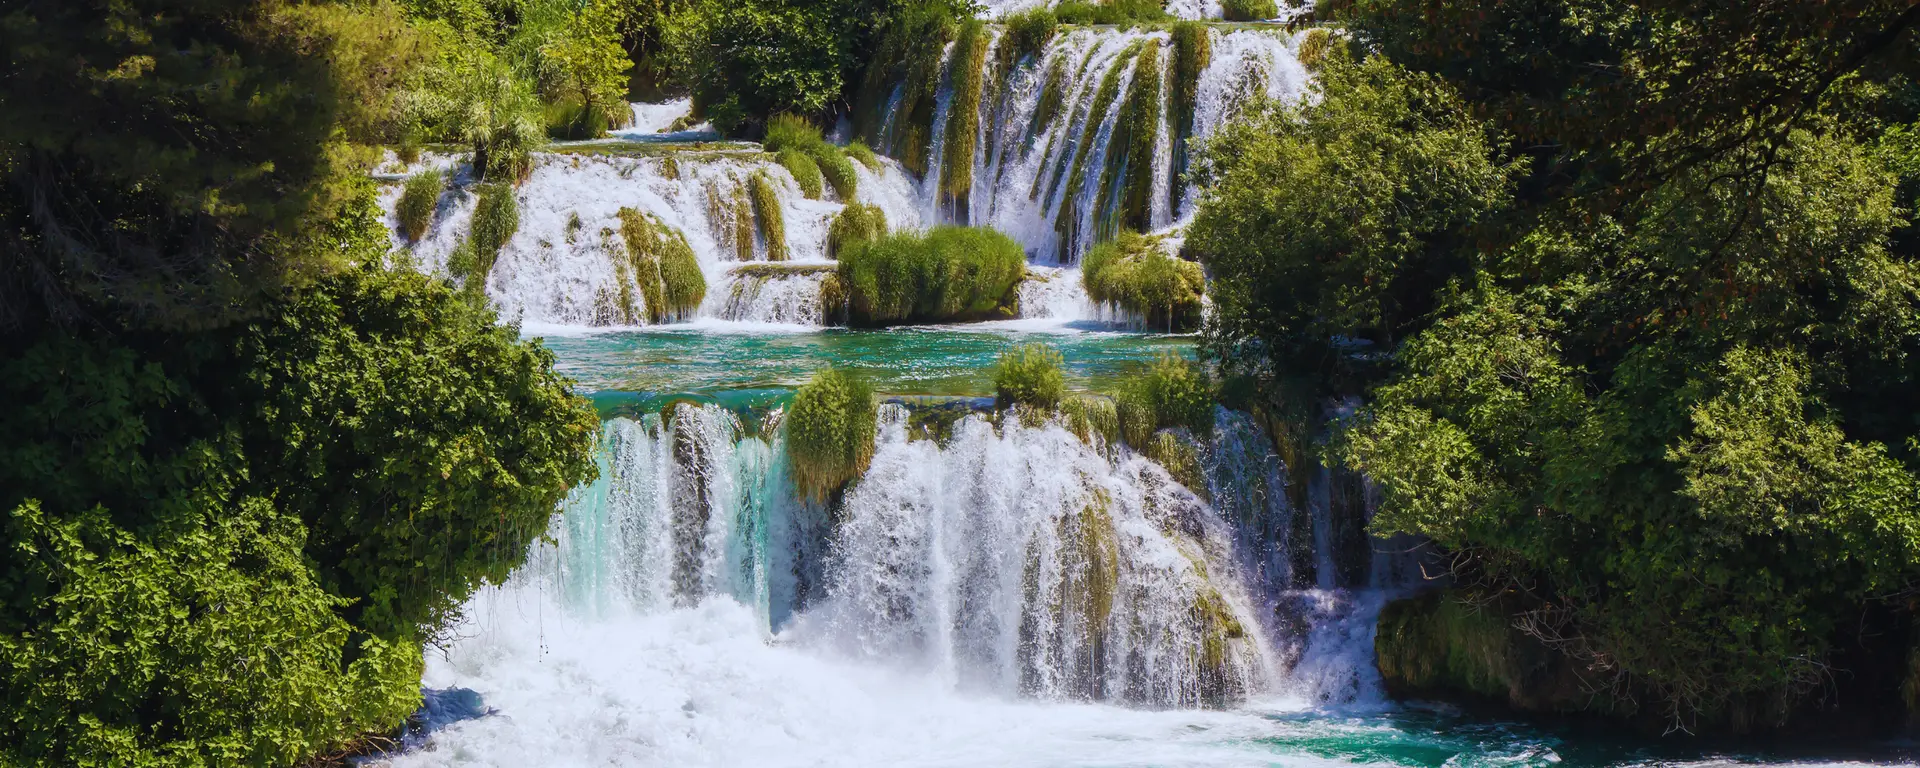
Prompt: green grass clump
<box><xmin>397</xmin><ymin>169</ymin><xmax>444</xmax><ymax>243</ymax></box>
<box><xmin>619</xmin><ymin>207</ymin><xmax>706</xmax><ymax>323</ymax></box>
<box><xmin>1025</xmin><ymin>57</ymin><xmax>1070</xmax><ymax>150</ymax></box>
<box><xmin>1053</xmin><ymin>0</ymin><xmax>1169</xmax><ymax>25</ymax></box>
<box><xmin>1061</xmin><ymin>394</ymin><xmax>1122</xmax><ymax>446</ymax></box>
<box><xmin>847</xmin><ymin>140</ymin><xmax>882</xmax><ymax>170</ymax></box>
<box><xmin>1095</xmin><ymin>41</ymin><xmax>1163</xmax><ymax>242</ymax></box>
<box><xmin>1082</xmin><ymin>231</ymin><xmax>1205</xmax><ymax>331</ymax></box>
<box><xmin>776</xmin><ymin>148</ymin><xmax>825</xmax><ymax>200</ymax></box>
<box><xmin>765</xmin><ymin>113</ymin><xmax>860</xmax><ymax>201</ymax></box>
<box><xmin>1220</xmin><ymin>0</ymin><xmax>1277</xmax><ymax>21</ymax></box>
<box><xmin>940</xmin><ymin>20</ymin><xmax>992</xmax><ymax>217</ymax></box>
<box><xmin>786</xmin><ymin>367</ymin><xmax>877</xmax><ymax>501</ymax></box>
<box><xmin>1000</xmin><ymin>7</ymin><xmax>1059</xmax><ymax>64</ymax></box>
<box><xmin>1169</xmin><ymin>22</ymin><xmax>1210</xmax><ymax>213</ymax></box>
<box><xmin>1113</xmin><ymin>353</ymin><xmax>1214</xmax><ymax>447</ymax></box>
<box><xmin>827</xmin><ymin>203</ymin><xmax>888</xmax><ymax>259</ymax></box>
<box><xmin>837</xmin><ymin>226</ymin><xmax>1027</xmax><ymax>325</ymax></box>
<box><xmin>994</xmin><ymin>342</ymin><xmax>1067</xmax><ymax>410</ymax></box>
<box><xmin>448</xmin><ymin>183</ymin><xmax>518</xmax><ymax>302</ymax></box>
<box><xmin>749</xmin><ymin>172</ymin><xmax>789</xmax><ymax>261</ymax></box>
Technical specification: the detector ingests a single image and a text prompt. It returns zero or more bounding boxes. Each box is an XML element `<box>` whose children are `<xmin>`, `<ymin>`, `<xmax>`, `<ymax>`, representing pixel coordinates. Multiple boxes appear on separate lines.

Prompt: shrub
<box><xmin>777</xmin><ymin>148</ymin><xmax>825</xmax><ymax>199</ymax></box>
<box><xmin>1082</xmin><ymin>231</ymin><xmax>1206</xmax><ymax>330</ymax></box>
<box><xmin>0</xmin><ymin>265</ymin><xmax>598</xmax><ymax>764</ymax></box>
<box><xmin>397</xmin><ymin>169</ymin><xmax>444</xmax><ymax>243</ymax></box>
<box><xmin>827</xmin><ymin>203</ymin><xmax>888</xmax><ymax>258</ymax></box>
<box><xmin>786</xmin><ymin>367</ymin><xmax>877</xmax><ymax>501</ymax></box>
<box><xmin>1113</xmin><ymin>353</ymin><xmax>1215</xmax><ymax>447</ymax></box>
<box><xmin>1220</xmin><ymin>0</ymin><xmax>1277</xmax><ymax>21</ymax></box>
<box><xmin>847</xmin><ymin>139</ymin><xmax>882</xmax><ymax>170</ymax></box>
<box><xmin>995</xmin><ymin>342</ymin><xmax>1067</xmax><ymax>410</ymax></box>
<box><xmin>749</xmin><ymin>171</ymin><xmax>789</xmax><ymax>261</ymax></box>
<box><xmin>619</xmin><ymin>207</ymin><xmax>707</xmax><ymax>323</ymax></box>
<box><xmin>1000</xmin><ymin>7</ymin><xmax>1059</xmax><ymax>63</ymax></box>
<box><xmin>836</xmin><ymin>225</ymin><xmax>1027</xmax><ymax>325</ymax></box>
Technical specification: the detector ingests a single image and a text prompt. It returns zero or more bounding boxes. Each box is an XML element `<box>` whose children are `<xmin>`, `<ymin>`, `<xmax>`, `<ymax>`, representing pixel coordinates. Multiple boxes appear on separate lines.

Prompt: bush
<box><xmin>397</xmin><ymin>169</ymin><xmax>444</xmax><ymax>243</ymax></box>
<box><xmin>1220</xmin><ymin>0</ymin><xmax>1277</xmax><ymax>21</ymax></box>
<box><xmin>995</xmin><ymin>342</ymin><xmax>1067</xmax><ymax>410</ymax></box>
<box><xmin>776</xmin><ymin>148</ymin><xmax>825</xmax><ymax>199</ymax></box>
<box><xmin>0</xmin><ymin>265</ymin><xmax>599</xmax><ymax>764</ymax></box>
<box><xmin>786</xmin><ymin>367</ymin><xmax>877</xmax><ymax>501</ymax></box>
<box><xmin>1113</xmin><ymin>354</ymin><xmax>1215</xmax><ymax>447</ymax></box>
<box><xmin>1053</xmin><ymin>0</ymin><xmax>1168</xmax><ymax>25</ymax></box>
<box><xmin>766</xmin><ymin>113</ymin><xmax>859</xmax><ymax>200</ymax></box>
<box><xmin>1082</xmin><ymin>231</ymin><xmax>1206</xmax><ymax>330</ymax></box>
<box><xmin>846</xmin><ymin>139</ymin><xmax>881</xmax><ymax>170</ymax></box>
<box><xmin>749</xmin><ymin>171</ymin><xmax>789</xmax><ymax>261</ymax></box>
<box><xmin>827</xmin><ymin>203</ymin><xmax>888</xmax><ymax>258</ymax></box>
<box><xmin>836</xmin><ymin>226</ymin><xmax>1027</xmax><ymax>325</ymax></box>
<box><xmin>619</xmin><ymin>207</ymin><xmax>707</xmax><ymax>323</ymax></box>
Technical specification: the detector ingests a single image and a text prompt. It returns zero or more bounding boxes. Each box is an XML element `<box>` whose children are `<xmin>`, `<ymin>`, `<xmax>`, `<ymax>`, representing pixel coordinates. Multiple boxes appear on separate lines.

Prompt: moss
<box><xmin>1112</xmin><ymin>353</ymin><xmax>1214</xmax><ymax>447</ymax></box>
<box><xmin>1168</xmin><ymin>22</ymin><xmax>1210</xmax><ymax>214</ymax></box>
<box><xmin>827</xmin><ymin>203</ymin><xmax>888</xmax><ymax>259</ymax></box>
<box><xmin>545</xmin><ymin>141</ymin><xmax>756</xmax><ymax>158</ymax></box>
<box><xmin>1060</xmin><ymin>394</ymin><xmax>1121</xmax><ymax>446</ymax></box>
<box><xmin>1219</xmin><ymin>0</ymin><xmax>1277</xmax><ymax>21</ymax></box>
<box><xmin>940</xmin><ymin>20</ymin><xmax>993</xmax><ymax>218</ymax></box>
<box><xmin>836</xmin><ymin>226</ymin><xmax>1027</xmax><ymax>325</ymax></box>
<box><xmin>1146</xmin><ymin>430</ymin><xmax>1207</xmax><ymax>498</ymax></box>
<box><xmin>776</xmin><ymin>148</ymin><xmax>825</xmax><ymax>200</ymax></box>
<box><xmin>1082</xmin><ymin>230</ymin><xmax>1206</xmax><ymax>330</ymax></box>
<box><xmin>1062</xmin><ymin>489</ymin><xmax>1120</xmax><ymax>694</ymax></box>
<box><xmin>819</xmin><ymin>272</ymin><xmax>848</xmax><ymax>324</ymax></box>
<box><xmin>846</xmin><ymin>140</ymin><xmax>882</xmax><ymax>170</ymax></box>
<box><xmin>396</xmin><ymin>169</ymin><xmax>443</xmax><ymax>244</ymax></box>
<box><xmin>1296</xmin><ymin>28</ymin><xmax>1334</xmax><ymax>71</ymax></box>
<box><xmin>749</xmin><ymin>172</ymin><xmax>788</xmax><ymax>261</ymax></box>
<box><xmin>1093</xmin><ymin>41</ymin><xmax>1163</xmax><ymax>242</ymax></box>
<box><xmin>448</xmin><ymin>183</ymin><xmax>518</xmax><ymax>302</ymax></box>
<box><xmin>659</xmin><ymin>155</ymin><xmax>681</xmax><ymax>180</ymax></box>
<box><xmin>618</xmin><ymin>207</ymin><xmax>707</xmax><ymax>323</ymax></box>
<box><xmin>786</xmin><ymin>368</ymin><xmax>877</xmax><ymax>502</ymax></box>
<box><xmin>1025</xmin><ymin>57</ymin><xmax>1070</xmax><ymax>152</ymax></box>
<box><xmin>857</xmin><ymin>6</ymin><xmax>958</xmax><ymax>177</ymax></box>
<box><xmin>727</xmin><ymin>263</ymin><xmax>838</xmax><ymax>278</ymax></box>
<box><xmin>994</xmin><ymin>342</ymin><xmax>1066</xmax><ymax>410</ymax></box>
<box><xmin>731</xmin><ymin>182</ymin><xmax>756</xmax><ymax>261</ymax></box>
<box><xmin>1051</xmin><ymin>41</ymin><xmax>1141</xmax><ymax>255</ymax></box>
<box><xmin>1190</xmin><ymin>584</ymin><xmax>1247</xmax><ymax>707</ymax></box>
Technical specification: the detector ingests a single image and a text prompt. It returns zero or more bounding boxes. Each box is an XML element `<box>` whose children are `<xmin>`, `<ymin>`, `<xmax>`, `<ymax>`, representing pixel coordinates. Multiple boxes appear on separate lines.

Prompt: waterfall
<box><xmin>485</xmin><ymin>398</ymin><xmax>1414</xmax><ymax>713</ymax></box>
<box><xmin>379</xmin><ymin>27</ymin><xmax>1305</xmax><ymax>328</ymax></box>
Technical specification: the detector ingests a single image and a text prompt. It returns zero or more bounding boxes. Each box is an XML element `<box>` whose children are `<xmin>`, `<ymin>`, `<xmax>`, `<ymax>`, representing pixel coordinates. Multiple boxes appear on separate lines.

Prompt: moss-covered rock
<box><xmin>1145</xmin><ymin>429</ymin><xmax>1207</xmax><ymax>499</ymax></box>
<box><xmin>1095</xmin><ymin>41</ymin><xmax>1162</xmax><ymax>241</ymax></box>
<box><xmin>749</xmin><ymin>171</ymin><xmax>788</xmax><ymax>261</ymax></box>
<box><xmin>446</xmin><ymin>183</ymin><xmax>518</xmax><ymax>304</ymax></box>
<box><xmin>1168</xmin><ymin>22</ymin><xmax>1210</xmax><ymax>213</ymax></box>
<box><xmin>827</xmin><ymin>203</ymin><xmax>888</xmax><ymax>259</ymax></box>
<box><xmin>1083</xmin><ymin>231</ymin><xmax>1205</xmax><ymax>331</ymax></box>
<box><xmin>836</xmin><ymin>226</ymin><xmax>1026</xmax><ymax>325</ymax></box>
<box><xmin>786</xmin><ymin>368</ymin><xmax>877</xmax><ymax>502</ymax></box>
<box><xmin>396</xmin><ymin>169</ymin><xmax>443</xmax><ymax>243</ymax></box>
<box><xmin>618</xmin><ymin>207</ymin><xmax>706</xmax><ymax>324</ymax></box>
<box><xmin>846</xmin><ymin>140</ymin><xmax>881</xmax><ymax>170</ymax></box>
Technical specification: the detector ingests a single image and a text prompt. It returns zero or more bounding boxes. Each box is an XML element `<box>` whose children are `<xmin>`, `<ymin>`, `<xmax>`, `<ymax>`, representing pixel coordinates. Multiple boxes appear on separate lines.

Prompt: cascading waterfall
<box><xmin>379</xmin><ymin>26</ymin><xmax>1305</xmax><ymax>328</ymax></box>
<box><xmin>477</xmin><ymin>399</ymin><xmax>1412</xmax><ymax>714</ymax></box>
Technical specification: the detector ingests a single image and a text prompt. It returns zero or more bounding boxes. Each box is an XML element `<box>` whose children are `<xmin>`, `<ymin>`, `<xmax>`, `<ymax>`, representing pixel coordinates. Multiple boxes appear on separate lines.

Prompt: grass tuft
<box><xmin>837</xmin><ymin>226</ymin><xmax>1026</xmax><ymax>325</ymax></box>
<box><xmin>397</xmin><ymin>169</ymin><xmax>443</xmax><ymax>243</ymax></box>
<box><xmin>749</xmin><ymin>172</ymin><xmax>789</xmax><ymax>261</ymax></box>
<box><xmin>618</xmin><ymin>207</ymin><xmax>707</xmax><ymax>323</ymax></box>
<box><xmin>827</xmin><ymin>203</ymin><xmax>888</xmax><ymax>259</ymax></box>
<box><xmin>994</xmin><ymin>342</ymin><xmax>1067</xmax><ymax>410</ymax></box>
<box><xmin>777</xmin><ymin>148</ymin><xmax>825</xmax><ymax>200</ymax></box>
<box><xmin>786</xmin><ymin>368</ymin><xmax>877</xmax><ymax>502</ymax></box>
<box><xmin>1082</xmin><ymin>231</ymin><xmax>1205</xmax><ymax>331</ymax></box>
<box><xmin>1220</xmin><ymin>0</ymin><xmax>1277</xmax><ymax>22</ymax></box>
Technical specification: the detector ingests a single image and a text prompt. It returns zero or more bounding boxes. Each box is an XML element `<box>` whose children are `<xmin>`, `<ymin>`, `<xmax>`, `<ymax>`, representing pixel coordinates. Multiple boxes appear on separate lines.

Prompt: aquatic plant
<box><xmin>1113</xmin><ymin>353</ymin><xmax>1214</xmax><ymax>448</ymax></box>
<box><xmin>836</xmin><ymin>226</ymin><xmax>1027</xmax><ymax>325</ymax></box>
<box><xmin>1220</xmin><ymin>0</ymin><xmax>1276</xmax><ymax>21</ymax></box>
<box><xmin>994</xmin><ymin>342</ymin><xmax>1067</xmax><ymax>411</ymax></box>
<box><xmin>827</xmin><ymin>203</ymin><xmax>888</xmax><ymax>259</ymax></box>
<box><xmin>1082</xmin><ymin>231</ymin><xmax>1205</xmax><ymax>331</ymax></box>
<box><xmin>776</xmin><ymin>147</ymin><xmax>825</xmax><ymax>199</ymax></box>
<box><xmin>999</xmin><ymin>7</ymin><xmax>1059</xmax><ymax>65</ymax></box>
<box><xmin>1052</xmin><ymin>0</ymin><xmax>1169</xmax><ymax>25</ymax></box>
<box><xmin>940</xmin><ymin>20</ymin><xmax>992</xmax><ymax>217</ymax></box>
<box><xmin>786</xmin><ymin>367</ymin><xmax>877</xmax><ymax>501</ymax></box>
<box><xmin>619</xmin><ymin>207</ymin><xmax>706</xmax><ymax>323</ymax></box>
<box><xmin>748</xmin><ymin>172</ymin><xmax>788</xmax><ymax>261</ymax></box>
<box><xmin>856</xmin><ymin>0</ymin><xmax>961</xmax><ymax>175</ymax></box>
<box><xmin>396</xmin><ymin>168</ymin><xmax>443</xmax><ymax>243</ymax></box>
<box><xmin>1060</xmin><ymin>394</ymin><xmax>1122</xmax><ymax>447</ymax></box>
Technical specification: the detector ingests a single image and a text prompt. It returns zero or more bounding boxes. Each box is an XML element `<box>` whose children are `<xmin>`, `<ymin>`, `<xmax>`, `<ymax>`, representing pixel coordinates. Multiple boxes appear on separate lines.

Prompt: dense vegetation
<box><xmin>995</xmin><ymin>342</ymin><xmax>1067</xmax><ymax>411</ymax></box>
<box><xmin>836</xmin><ymin>226</ymin><xmax>1027</xmax><ymax>325</ymax></box>
<box><xmin>0</xmin><ymin>1</ymin><xmax>601</xmax><ymax>762</ymax></box>
<box><xmin>1081</xmin><ymin>231</ymin><xmax>1205</xmax><ymax>331</ymax></box>
<box><xmin>1192</xmin><ymin>0</ymin><xmax>1920</xmax><ymax>730</ymax></box>
<box><xmin>786</xmin><ymin>368</ymin><xmax>878</xmax><ymax>502</ymax></box>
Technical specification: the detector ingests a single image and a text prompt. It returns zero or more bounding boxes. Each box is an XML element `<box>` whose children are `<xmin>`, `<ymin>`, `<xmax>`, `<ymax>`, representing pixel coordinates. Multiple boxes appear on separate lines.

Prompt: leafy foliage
<box><xmin>786</xmin><ymin>367</ymin><xmax>877</xmax><ymax>502</ymax></box>
<box><xmin>995</xmin><ymin>342</ymin><xmax>1067</xmax><ymax>410</ymax></box>
<box><xmin>836</xmin><ymin>226</ymin><xmax>1027</xmax><ymax>325</ymax></box>
<box><xmin>1081</xmin><ymin>231</ymin><xmax>1206</xmax><ymax>331</ymax></box>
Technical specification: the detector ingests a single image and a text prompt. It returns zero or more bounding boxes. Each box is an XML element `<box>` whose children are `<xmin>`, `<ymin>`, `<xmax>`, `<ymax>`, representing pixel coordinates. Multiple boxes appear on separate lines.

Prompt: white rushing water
<box><xmin>379</xmin><ymin>27</ymin><xmax>1305</xmax><ymax>329</ymax></box>
<box><xmin>378</xmin><ymin>401</ymin><xmax>1412</xmax><ymax>767</ymax></box>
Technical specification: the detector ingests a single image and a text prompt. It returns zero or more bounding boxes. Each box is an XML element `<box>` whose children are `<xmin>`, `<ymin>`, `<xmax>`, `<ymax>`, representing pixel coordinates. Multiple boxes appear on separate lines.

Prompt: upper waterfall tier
<box><xmin>378</xmin><ymin>26</ymin><xmax>1307</xmax><ymax>328</ymax></box>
